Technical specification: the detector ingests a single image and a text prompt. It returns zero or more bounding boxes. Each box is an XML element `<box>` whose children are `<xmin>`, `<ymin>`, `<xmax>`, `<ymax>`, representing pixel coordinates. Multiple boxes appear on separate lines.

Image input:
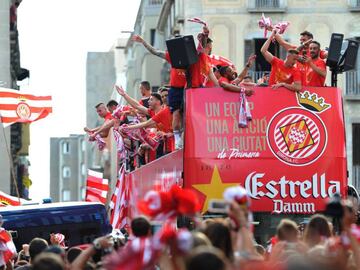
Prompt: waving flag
<box><xmin>208</xmin><ymin>54</ymin><xmax>235</xmax><ymax>69</ymax></box>
<box><xmin>0</xmin><ymin>228</ymin><xmax>17</xmax><ymax>266</ymax></box>
<box><xmin>85</xmin><ymin>170</ymin><xmax>108</xmax><ymax>204</ymax></box>
<box><xmin>110</xmin><ymin>165</ymin><xmax>133</xmax><ymax>230</ymax></box>
<box><xmin>0</xmin><ymin>87</ymin><xmax>52</xmax><ymax>127</ymax></box>
<box><xmin>0</xmin><ymin>191</ymin><xmax>21</xmax><ymax>207</ymax></box>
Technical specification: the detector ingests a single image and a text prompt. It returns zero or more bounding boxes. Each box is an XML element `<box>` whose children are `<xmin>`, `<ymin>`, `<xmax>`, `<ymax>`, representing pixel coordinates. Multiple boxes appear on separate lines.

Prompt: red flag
<box><xmin>85</xmin><ymin>170</ymin><xmax>108</xmax><ymax>204</ymax></box>
<box><xmin>110</xmin><ymin>166</ymin><xmax>133</xmax><ymax>230</ymax></box>
<box><xmin>0</xmin><ymin>191</ymin><xmax>21</xmax><ymax>206</ymax></box>
<box><xmin>0</xmin><ymin>228</ymin><xmax>17</xmax><ymax>266</ymax></box>
<box><xmin>0</xmin><ymin>87</ymin><xmax>52</xmax><ymax>127</ymax></box>
<box><xmin>208</xmin><ymin>54</ymin><xmax>235</xmax><ymax>68</ymax></box>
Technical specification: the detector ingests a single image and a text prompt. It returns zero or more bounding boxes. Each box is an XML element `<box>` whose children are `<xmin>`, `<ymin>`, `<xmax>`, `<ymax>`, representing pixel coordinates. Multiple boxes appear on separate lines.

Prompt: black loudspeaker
<box><xmin>326</xmin><ymin>33</ymin><xmax>344</xmax><ymax>68</ymax></box>
<box><xmin>166</xmin><ymin>35</ymin><xmax>198</xmax><ymax>69</ymax></box>
<box><xmin>341</xmin><ymin>40</ymin><xmax>359</xmax><ymax>71</ymax></box>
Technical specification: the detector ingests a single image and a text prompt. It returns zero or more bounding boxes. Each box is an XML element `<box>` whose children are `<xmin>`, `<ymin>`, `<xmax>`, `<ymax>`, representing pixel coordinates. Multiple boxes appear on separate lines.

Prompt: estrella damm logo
<box><xmin>267</xmin><ymin>107</ymin><xmax>327</xmax><ymax>166</ymax></box>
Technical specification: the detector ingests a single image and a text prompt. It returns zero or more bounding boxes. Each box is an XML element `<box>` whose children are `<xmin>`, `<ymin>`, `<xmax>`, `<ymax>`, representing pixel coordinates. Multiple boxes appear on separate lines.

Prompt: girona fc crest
<box><xmin>16</xmin><ymin>102</ymin><xmax>31</xmax><ymax>120</ymax></box>
<box><xmin>267</xmin><ymin>107</ymin><xmax>327</xmax><ymax>166</ymax></box>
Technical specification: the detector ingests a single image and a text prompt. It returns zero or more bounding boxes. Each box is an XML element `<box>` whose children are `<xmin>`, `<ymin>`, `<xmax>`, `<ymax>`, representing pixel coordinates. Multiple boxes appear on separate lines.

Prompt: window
<box><xmin>348</xmin><ymin>0</ymin><xmax>360</xmax><ymax>9</ymax></box>
<box><xmin>62</xmin><ymin>190</ymin><xmax>71</xmax><ymax>201</ymax></box>
<box><xmin>62</xmin><ymin>142</ymin><xmax>70</xmax><ymax>154</ymax></box>
<box><xmin>255</xmin><ymin>0</ymin><xmax>279</xmax><ymax>8</ymax></box>
<box><xmin>345</xmin><ymin>37</ymin><xmax>360</xmax><ymax>96</ymax></box>
<box><xmin>150</xmin><ymin>29</ymin><xmax>156</xmax><ymax>46</ymax></box>
<box><xmin>63</xmin><ymin>166</ymin><xmax>71</xmax><ymax>178</ymax></box>
<box><xmin>247</xmin><ymin>0</ymin><xmax>286</xmax><ymax>12</ymax></box>
<box><xmin>148</xmin><ymin>0</ymin><xmax>162</xmax><ymax>5</ymax></box>
<box><xmin>245</xmin><ymin>39</ymin><xmax>281</xmax><ymax>82</ymax></box>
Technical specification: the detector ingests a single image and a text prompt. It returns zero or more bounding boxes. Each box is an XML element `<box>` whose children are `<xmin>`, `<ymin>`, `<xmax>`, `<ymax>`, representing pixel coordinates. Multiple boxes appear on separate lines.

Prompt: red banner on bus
<box><xmin>128</xmin><ymin>149</ymin><xmax>183</xmax><ymax>216</ymax></box>
<box><xmin>184</xmin><ymin>87</ymin><xmax>347</xmax><ymax>214</ymax></box>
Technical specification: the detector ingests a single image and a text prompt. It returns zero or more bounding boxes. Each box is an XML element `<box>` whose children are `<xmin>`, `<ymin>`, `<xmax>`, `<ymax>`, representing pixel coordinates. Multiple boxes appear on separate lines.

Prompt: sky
<box><xmin>17</xmin><ymin>0</ymin><xmax>141</xmax><ymax>200</ymax></box>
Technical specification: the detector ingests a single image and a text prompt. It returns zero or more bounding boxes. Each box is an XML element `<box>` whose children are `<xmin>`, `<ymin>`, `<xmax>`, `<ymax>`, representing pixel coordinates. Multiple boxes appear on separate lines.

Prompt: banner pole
<box><xmin>0</xmin><ymin>121</ymin><xmax>21</xmax><ymax>202</ymax></box>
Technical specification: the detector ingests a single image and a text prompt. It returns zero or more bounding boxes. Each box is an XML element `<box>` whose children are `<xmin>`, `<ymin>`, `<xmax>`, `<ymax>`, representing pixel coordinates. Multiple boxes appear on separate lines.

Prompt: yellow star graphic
<box><xmin>192</xmin><ymin>165</ymin><xmax>239</xmax><ymax>213</ymax></box>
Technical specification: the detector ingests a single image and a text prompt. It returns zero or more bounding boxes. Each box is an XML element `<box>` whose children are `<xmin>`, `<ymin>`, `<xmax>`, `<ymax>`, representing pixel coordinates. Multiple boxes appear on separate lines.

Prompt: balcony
<box><xmin>247</xmin><ymin>0</ymin><xmax>287</xmax><ymax>12</ymax></box>
<box><xmin>348</xmin><ymin>0</ymin><xmax>360</xmax><ymax>11</ymax></box>
<box><xmin>148</xmin><ymin>0</ymin><xmax>163</xmax><ymax>5</ymax></box>
<box><xmin>248</xmin><ymin>71</ymin><xmax>270</xmax><ymax>82</ymax></box>
<box><xmin>345</xmin><ymin>70</ymin><xmax>360</xmax><ymax>99</ymax></box>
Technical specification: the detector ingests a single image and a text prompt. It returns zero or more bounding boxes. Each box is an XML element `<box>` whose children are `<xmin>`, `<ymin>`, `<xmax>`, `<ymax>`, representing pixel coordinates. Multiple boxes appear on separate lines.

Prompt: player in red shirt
<box><xmin>120</xmin><ymin>103</ymin><xmax>174</xmax><ymax>154</ymax></box>
<box><xmin>261</xmin><ymin>30</ymin><xmax>302</xmax><ymax>92</ymax></box>
<box><xmin>274</xmin><ymin>30</ymin><xmax>328</xmax><ymax>60</ymax></box>
<box><xmin>218</xmin><ymin>65</ymin><xmax>254</xmax><ymax>95</ymax></box>
<box><xmin>106</xmin><ymin>100</ymin><xmax>118</xmax><ymax>113</ymax></box>
<box><xmin>158</xmin><ymin>87</ymin><xmax>169</xmax><ymax>106</ymax></box>
<box><xmin>302</xmin><ymin>41</ymin><xmax>327</xmax><ymax>87</ymax></box>
<box><xmin>132</xmin><ymin>34</ymin><xmax>185</xmax><ymax>149</ymax></box>
<box><xmin>116</xmin><ymin>86</ymin><xmax>162</xmax><ymax>117</ymax></box>
<box><xmin>84</xmin><ymin>103</ymin><xmax>114</xmax><ymax>139</ymax></box>
<box><xmin>137</xmin><ymin>81</ymin><xmax>152</xmax><ymax>108</ymax></box>
<box><xmin>189</xmin><ymin>29</ymin><xmax>219</xmax><ymax>89</ymax></box>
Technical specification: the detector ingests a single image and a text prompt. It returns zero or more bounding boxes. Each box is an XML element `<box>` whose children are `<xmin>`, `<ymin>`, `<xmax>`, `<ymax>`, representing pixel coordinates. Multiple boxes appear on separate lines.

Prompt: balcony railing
<box><xmin>148</xmin><ymin>0</ymin><xmax>163</xmax><ymax>5</ymax></box>
<box><xmin>348</xmin><ymin>0</ymin><xmax>360</xmax><ymax>11</ymax></box>
<box><xmin>248</xmin><ymin>71</ymin><xmax>270</xmax><ymax>83</ymax></box>
<box><xmin>345</xmin><ymin>70</ymin><xmax>360</xmax><ymax>98</ymax></box>
<box><xmin>247</xmin><ymin>0</ymin><xmax>286</xmax><ymax>12</ymax></box>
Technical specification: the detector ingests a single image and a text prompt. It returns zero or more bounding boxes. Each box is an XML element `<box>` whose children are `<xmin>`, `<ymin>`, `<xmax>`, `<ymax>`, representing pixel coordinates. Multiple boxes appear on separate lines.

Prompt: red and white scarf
<box><xmin>0</xmin><ymin>228</ymin><xmax>16</xmax><ymax>266</ymax></box>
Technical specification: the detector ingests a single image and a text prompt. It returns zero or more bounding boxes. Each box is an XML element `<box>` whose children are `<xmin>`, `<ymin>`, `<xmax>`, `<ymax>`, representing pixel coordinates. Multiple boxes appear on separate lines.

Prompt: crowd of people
<box><xmin>1</xmin><ymin>186</ymin><xmax>360</xmax><ymax>270</ymax></box>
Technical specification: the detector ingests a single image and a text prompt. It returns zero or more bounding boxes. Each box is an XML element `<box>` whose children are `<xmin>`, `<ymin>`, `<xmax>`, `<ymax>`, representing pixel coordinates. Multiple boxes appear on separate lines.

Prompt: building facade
<box><xmin>124</xmin><ymin>0</ymin><xmax>165</xmax><ymax>99</ymax></box>
<box><xmin>85</xmin><ymin>51</ymin><xmax>116</xmax><ymax>182</ymax></box>
<box><xmin>50</xmin><ymin>134</ymin><xmax>87</xmax><ymax>202</ymax></box>
<box><xmin>0</xmin><ymin>0</ymin><xmax>12</xmax><ymax>194</ymax></box>
<box><xmin>125</xmin><ymin>0</ymin><xmax>360</xmax><ymax>190</ymax></box>
<box><xmin>0</xmin><ymin>0</ymin><xmax>30</xmax><ymax>198</ymax></box>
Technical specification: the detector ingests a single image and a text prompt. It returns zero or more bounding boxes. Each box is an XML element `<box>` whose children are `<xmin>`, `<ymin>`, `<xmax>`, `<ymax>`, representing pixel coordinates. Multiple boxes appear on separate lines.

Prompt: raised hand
<box><xmin>270</xmin><ymin>28</ymin><xmax>277</xmax><ymax>37</ymax></box>
<box><xmin>203</xmin><ymin>26</ymin><xmax>210</xmax><ymax>36</ymax></box>
<box><xmin>115</xmin><ymin>85</ymin><xmax>126</xmax><ymax>96</ymax></box>
<box><xmin>246</xmin><ymin>54</ymin><xmax>257</xmax><ymax>67</ymax></box>
<box><xmin>132</xmin><ymin>34</ymin><xmax>144</xmax><ymax>43</ymax></box>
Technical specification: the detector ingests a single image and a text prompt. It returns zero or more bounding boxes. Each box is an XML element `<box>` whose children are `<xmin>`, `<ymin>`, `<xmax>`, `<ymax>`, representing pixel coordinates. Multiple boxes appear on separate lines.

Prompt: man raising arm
<box><xmin>132</xmin><ymin>35</ymin><xmax>166</xmax><ymax>59</ymax></box>
<box><xmin>261</xmin><ymin>30</ymin><xmax>302</xmax><ymax>92</ymax></box>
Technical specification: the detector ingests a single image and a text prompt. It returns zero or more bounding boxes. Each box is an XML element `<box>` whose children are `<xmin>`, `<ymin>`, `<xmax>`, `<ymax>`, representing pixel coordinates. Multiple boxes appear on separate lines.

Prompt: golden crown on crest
<box><xmin>17</xmin><ymin>96</ymin><xmax>27</xmax><ymax>102</ymax></box>
<box><xmin>297</xmin><ymin>90</ymin><xmax>331</xmax><ymax>113</ymax></box>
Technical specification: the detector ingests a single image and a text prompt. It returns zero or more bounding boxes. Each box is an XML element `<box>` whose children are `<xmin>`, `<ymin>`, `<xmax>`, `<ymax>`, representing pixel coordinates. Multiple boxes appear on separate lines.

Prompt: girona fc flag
<box><xmin>110</xmin><ymin>165</ymin><xmax>133</xmax><ymax>230</ymax></box>
<box><xmin>0</xmin><ymin>87</ymin><xmax>52</xmax><ymax>127</ymax></box>
<box><xmin>85</xmin><ymin>170</ymin><xmax>108</xmax><ymax>204</ymax></box>
<box><xmin>184</xmin><ymin>87</ymin><xmax>347</xmax><ymax>214</ymax></box>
